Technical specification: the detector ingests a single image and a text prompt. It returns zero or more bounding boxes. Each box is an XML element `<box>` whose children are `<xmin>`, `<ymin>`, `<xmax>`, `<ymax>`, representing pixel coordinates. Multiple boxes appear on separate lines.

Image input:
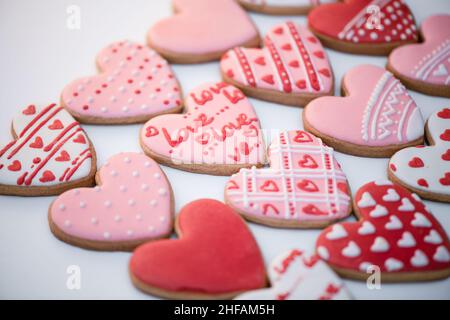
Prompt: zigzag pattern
<box><xmin>376</xmin><ymin>83</ymin><xmax>405</xmax><ymax>140</ymax></box>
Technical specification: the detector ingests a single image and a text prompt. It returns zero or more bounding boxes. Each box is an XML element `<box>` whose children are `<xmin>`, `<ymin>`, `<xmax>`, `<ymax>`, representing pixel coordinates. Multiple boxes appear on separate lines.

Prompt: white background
<box><xmin>0</xmin><ymin>0</ymin><xmax>449</xmax><ymax>299</ymax></box>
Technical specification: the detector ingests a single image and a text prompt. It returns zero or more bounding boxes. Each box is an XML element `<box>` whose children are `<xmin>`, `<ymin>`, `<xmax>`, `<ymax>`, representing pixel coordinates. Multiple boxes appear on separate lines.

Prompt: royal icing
<box><xmin>0</xmin><ymin>104</ymin><xmax>93</xmax><ymax>187</ymax></box>
<box><xmin>50</xmin><ymin>153</ymin><xmax>172</xmax><ymax>244</ymax></box>
<box><xmin>129</xmin><ymin>199</ymin><xmax>266</xmax><ymax>296</ymax></box>
<box><xmin>389</xmin><ymin>108</ymin><xmax>450</xmax><ymax>196</ymax></box>
<box><xmin>304</xmin><ymin>64</ymin><xmax>424</xmax><ymax>147</ymax></box>
<box><xmin>147</xmin><ymin>0</ymin><xmax>258</xmax><ymax>55</ymax></box>
<box><xmin>308</xmin><ymin>0</ymin><xmax>417</xmax><ymax>44</ymax></box>
<box><xmin>225</xmin><ymin>131</ymin><xmax>351</xmax><ymax>224</ymax></box>
<box><xmin>140</xmin><ymin>82</ymin><xmax>265</xmax><ymax>166</ymax></box>
<box><xmin>61</xmin><ymin>41</ymin><xmax>181</xmax><ymax>121</ymax></box>
<box><xmin>316</xmin><ymin>181</ymin><xmax>450</xmax><ymax>276</ymax></box>
<box><xmin>235</xmin><ymin>249</ymin><xmax>351</xmax><ymax>300</ymax></box>
<box><xmin>221</xmin><ymin>22</ymin><xmax>333</xmax><ymax>95</ymax></box>
<box><xmin>389</xmin><ymin>15</ymin><xmax>450</xmax><ymax>85</ymax></box>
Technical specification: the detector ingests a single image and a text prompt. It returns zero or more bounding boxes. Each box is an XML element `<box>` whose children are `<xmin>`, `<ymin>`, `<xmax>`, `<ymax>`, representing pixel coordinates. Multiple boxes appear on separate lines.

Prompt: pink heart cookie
<box><xmin>61</xmin><ymin>41</ymin><xmax>183</xmax><ymax>124</ymax></box>
<box><xmin>316</xmin><ymin>180</ymin><xmax>450</xmax><ymax>282</ymax></box>
<box><xmin>388</xmin><ymin>14</ymin><xmax>450</xmax><ymax>98</ymax></box>
<box><xmin>389</xmin><ymin>108</ymin><xmax>450</xmax><ymax>203</ymax></box>
<box><xmin>304</xmin><ymin>64</ymin><xmax>424</xmax><ymax>157</ymax></box>
<box><xmin>235</xmin><ymin>249</ymin><xmax>351</xmax><ymax>300</ymax></box>
<box><xmin>225</xmin><ymin>131</ymin><xmax>351</xmax><ymax>228</ymax></box>
<box><xmin>49</xmin><ymin>152</ymin><xmax>173</xmax><ymax>251</ymax></box>
<box><xmin>147</xmin><ymin>0</ymin><xmax>260</xmax><ymax>63</ymax></box>
<box><xmin>140</xmin><ymin>82</ymin><xmax>266</xmax><ymax>175</ymax></box>
<box><xmin>221</xmin><ymin>21</ymin><xmax>333</xmax><ymax>107</ymax></box>
<box><xmin>0</xmin><ymin>104</ymin><xmax>96</xmax><ymax>196</ymax></box>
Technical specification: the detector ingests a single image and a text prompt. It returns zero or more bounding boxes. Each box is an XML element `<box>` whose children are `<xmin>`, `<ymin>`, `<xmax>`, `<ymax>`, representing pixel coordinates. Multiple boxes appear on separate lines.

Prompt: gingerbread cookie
<box><xmin>129</xmin><ymin>199</ymin><xmax>266</xmax><ymax>299</ymax></box>
<box><xmin>221</xmin><ymin>21</ymin><xmax>333</xmax><ymax>107</ymax></box>
<box><xmin>316</xmin><ymin>180</ymin><xmax>450</xmax><ymax>282</ymax></box>
<box><xmin>388</xmin><ymin>108</ymin><xmax>450</xmax><ymax>203</ymax></box>
<box><xmin>387</xmin><ymin>14</ymin><xmax>450</xmax><ymax>98</ymax></box>
<box><xmin>0</xmin><ymin>104</ymin><xmax>96</xmax><ymax>196</ymax></box>
<box><xmin>49</xmin><ymin>152</ymin><xmax>173</xmax><ymax>251</ymax></box>
<box><xmin>238</xmin><ymin>0</ymin><xmax>335</xmax><ymax>15</ymax></box>
<box><xmin>140</xmin><ymin>82</ymin><xmax>266</xmax><ymax>175</ymax></box>
<box><xmin>61</xmin><ymin>41</ymin><xmax>183</xmax><ymax>124</ymax></box>
<box><xmin>225</xmin><ymin>131</ymin><xmax>351</xmax><ymax>228</ymax></box>
<box><xmin>303</xmin><ymin>64</ymin><xmax>424</xmax><ymax>157</ymax></box>
<box><xmin>147</xmin><ymin>0</ymin><xmax>260</xmax><ymax>63</ymax></box>
<box><xmin>308</xmin><ymin>0</ymin><xmax>418</xmax><ymax>55</ymax></box>
<box><xmin>235</xmin><ymin>249</ymin><xmax>352</xmax><ymax>300</ymax></box>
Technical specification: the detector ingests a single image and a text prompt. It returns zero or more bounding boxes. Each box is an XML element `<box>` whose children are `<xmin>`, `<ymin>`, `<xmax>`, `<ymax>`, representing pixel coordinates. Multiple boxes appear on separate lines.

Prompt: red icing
<box><xmin>408</xmin><ymin>157</ymin><xmax>424</xmax><ymax>168</ymax></box>
<box><xmin>39</xmin><ymin>170</ymin><xmax>55</xmax><ymax>183</ymax></box>
<box><xmin>8</xmin><ymin>160</ymin><xmax>21</xmax><ymax>171</ymax></box>
<box><xmin>440</xmin><ymin>129</ymin><xmax>450</xmax><ymax>141</ymax></box>
<box><xmin>22</xmin><ymin>105</ymin><xmax>36</xmax><ymax>115</ymax></box>
<box><xmin>440</xmin><ymin>173</ymin><xmax>450</xmax><ymax>186</ymax></box>
<box><xmin>29</xmin><ymin>136</ymin><xmax>43</xmax><ymax>149</ymax></box>
<box><xmin>48</xmin><ymin>119</ymin><xmax>64</xmax><ymax>130</ymax></box>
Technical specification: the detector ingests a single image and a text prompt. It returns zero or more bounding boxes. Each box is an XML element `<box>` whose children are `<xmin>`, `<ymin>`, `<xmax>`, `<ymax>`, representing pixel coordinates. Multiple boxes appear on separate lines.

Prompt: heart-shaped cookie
<box><xmin>129</xmin><ymin>199</ymin><xmax>266</xmax><ymax>299</ymax></box>
<box><xmin>304</xmin><ymin>64</ymin><xmax>424</xmax><ymax>157</ymax></box>
<box><xmin>387</xmin><ymin>15</ymin><xmax>450</xmax><ymax>98</ymax></box>
<box><xmin>235</xmin><ymin>249</ymin><xmax>351</xmax><ymax>300</ymax></box>
<box><xmin>308</xmin><ymin>0</ymin><xmax>418</xmax><ymax>55</ymax></box>
<box><xmin>221</xmin><ymin>21</ymin><xmax>333</xmax><ymax>107</ymax></box>
<box><xmin>316</xmin><ymin>180</ymin><xmax>450</xmax><ymax>282</ymax></box>
<box><xmin>61</xmin><ymin>40</ymin><xmax>183</xmax><ymax>124</ymax></box>
<box><xmin>389</xmin><ymin>108</ymin><xmax>450</xmax><ymax>203</ymax></box>
<box><xmin>238</xmin><ymin>0</ymin><xmax>335</xmax><ymax>15</ymax></box>
<box><xmin>225</xmin><ymin>130</ymin><xmax>351</xmax><ymax>228</ymax></box>
<box><xmin>49</xmin><ymin>152</ymin><xmax>173</xmax><ymax>251</ymax></box>
<box><xmin>0</xmin><ymin>104</ymin><xmax>96</xmax><ymax>196</ymax></box>
<box><xmin>147</xmin><ymin>0</ymin><xmax>260</xmax><ymax>63</ymax></box>
<box><xmin>140</xmin><ymin>82</ymin><xmax>266</xmax><ymax>175</ymax></box>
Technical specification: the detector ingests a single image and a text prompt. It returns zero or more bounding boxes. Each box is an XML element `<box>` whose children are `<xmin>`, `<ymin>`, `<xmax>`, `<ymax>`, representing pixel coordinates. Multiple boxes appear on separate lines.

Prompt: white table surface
<box><xmin>0</xmin><ymin>0</ymin><xmax>449</xmax><ymax>299</ymax></box>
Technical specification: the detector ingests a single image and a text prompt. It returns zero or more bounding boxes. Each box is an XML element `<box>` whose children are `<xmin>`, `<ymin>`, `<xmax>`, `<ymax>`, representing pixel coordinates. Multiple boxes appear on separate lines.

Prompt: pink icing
<box><xmin>221</xmin><ymin>22</ymin><xmax>333</xmax><ymax>94</ymax></box>
<box><xmin>147</xmin><ymin>0</ymin><xmax>258</xmax><ymax>54</ymax></box>
<box><xmin>140</xmin><ymin>82</ymin><xmax>265</xmax><ymax>166</ymax></box>
<box><xmin>61</xmin><ymin>41</ymin><xmax>182</xmax><ymax>119</ymax></box>
<box><xmin>50</xmin><ymin>152</ymin><xmax>172</xmax><ymax>242</ymax></box>
<box><xmin>225</xmin><ymin>131</ymin><xmax>351</xmax><ymax>222</ymax></box>
<box><xmin>389</xmin><ymin>14</ymin><xmax>450</xmax><ymax>85</ymax></box>
<box><xmin>305</xmin><ymin>64</ymin><xmax>424</xmax><ymax>146</ymax></box>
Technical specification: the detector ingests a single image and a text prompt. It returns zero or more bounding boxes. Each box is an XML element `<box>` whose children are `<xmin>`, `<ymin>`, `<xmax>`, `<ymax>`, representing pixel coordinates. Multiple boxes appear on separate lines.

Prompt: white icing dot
<box><xmin>111</xmin><ymin>170</ymin><xmax>118</xmax><ymax>177</ymax></box>
<box><xmin>101</xmin><ymin>107</ymin><xmax>108</xmax><ymax>113</ymax></box>
<box><xmin>148</xmin><ymin>225</ymin><xmax>155</xmax><ymax>232</ymax></box>
<box><xmin>144</xmin><ymin>161</ymin><xmax>151</xmax><ymax>167</ymax></box>
<box><xmin>136</xmin><ymin>214</ymin><xmax>142</xmax><ymax>220</ymax></box>
<box><xmin>154</xmin><ymin>173</ymin><xmax>161</xmax><ymax>179</ymax></box>
<box><xmin>122</xmin><ymin>106</ymin><xmax>129</xmax><ymax>112</ymax></box>
<box><xmin>103</xmin><ymin>232</ymin><xmax>111</xmax><ymax>239</ymax></box>
<box><xmin>385</xmin><ymin>36</ymin><xmax>392</xmax><ymax>42</ymax></box>
<box><xmin>119</xmin><ymin>185</ymin><xmax>127</xmax><ymax>192</ymax></box>
<box><xmin>370</xmin><ymin>32</ymin><xmax>378</xmax><ymax>40</ymax></box>
<box><xmin>127</xmin><ymin>230</ymin><xmax>134</xmax><ymax>236</ymax></box>
<box><xmin>141</xmin><ymin>184</ymin><xmax>149</xmax><ymax>191</ymax></box>
<box><xmin>127</xmin><ymin>98</ymin><xmax>134</xmax><ymax>104</ymax></box>
<box><xmin>87</xmin><ymin>96</ymin><xmax>94</xmax><ymax>103</ymax></box>
<box><xmin>160</xmin><ymin>216</ymin><xmax>166</xmax><ymax>222</ymax></box>
<box><xmin>385</xmin><ymin>18</ymin><xmax>391</xmax><ymax>25</ymax></box>
<box><xmin>64</xmin><ymin>220</ymin><xmax>71</xmax><ymax>227</ymax></box>
<box><xmin>91</xmin><ymin>217</ymin><xmax>98</xmax><ymax>225</ymax></box>
<box><xmin>118</xmin><ymin>86</ymin><xmax>126</xmax><ymax>93</ymax></box>
<box><xmin>400</xmin><ymin>33</ymin><xmax>406</xmax><ymax>40</ymax></box>
<box><xmin>150</xmin><ymin>200</ymin><xmax>157</xmax><ymax>207</ymax></box>
<box><xmin>132</xmin><ymin>170</ymin><xmax>139</xmax><ymax>177</ymax></box>
<box><xmin>149</xmin><ymin>93</ymin><xmax>156</xmax><ymax>100</ymax></box>
<box><xmin>128</xmin><ymin>199</ymin><xmax>136</xmax><ymax>206</ymax></box>
<box><xmin>59</xmin><ymin>204</ymin><xmax>66</xmax><ymax>211</ymax></box>
<box><xmin>110</xmin><ymin>96</ymin><xmax>117</xmax><ymax>102</ymax></box>
<box><xmin>397</xmin><ymin>23</ymin><xmax>403</xmax><ymax>30</ymax></box>
<box><xmin>158</xmin><ymin>188</ymin><xmax>167</xmax><ymax>196</ymax></box>
<box><xmin>114</xmin><ymin>215</ymin><xmax>122</xmax><ymax>222</ymax></box>
<box><xmin>79</xmin><ymin>201</ymin><xmax>86</xmax><ymax>208</ymax></box>
<box><xmin>73</xmin><ymin>190</ymin><xmax>80</xmax><ymax>195</ymax></box>
<box><xmin>140</xmin><ymin>104</ymin><xmax>148</xmax><ymax>110</ymax></box>
<box><xmin>123</xmin><ymin>157</ymin><xmax>131</xmax><ymax>164</ymax></box>
<box><xmin>104</xmin><ymin>200</ymin><xmax>112</xmax><ymax>208</ymax></box>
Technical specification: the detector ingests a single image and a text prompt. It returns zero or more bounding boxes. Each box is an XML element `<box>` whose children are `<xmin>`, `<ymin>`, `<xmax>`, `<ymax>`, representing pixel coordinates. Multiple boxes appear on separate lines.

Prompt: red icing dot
<box><xmin>135</xmin><ymin>90</ymin><xmax>141</xmax><ymax>94</ymax></box>
<box><xmin>147</xmin><ymin>76</ymin><xmax>153</xmax><ymax>80</ymax></box>
<box><xmin>83</xmin><ymin>105</ymin><xmax>89</xmax><ymax>110</ymax></box>
<box><xmin>168</xmin><ymin>74</ymin><xmax>173</xmax><ymax>79</ymax></box>
<box><xmin>173</xmin><ymin>87</ymin><xmax>179</xmax><ymax>92</ymax></box>
<box><xmin>157</xmin><ymin>64</ymin><xmax>162</xmax><ymax>68</ymax></box>
<box><xmin>33</xmin><ymin>157</ymin><xmax>41</xmax><ymax>164</ymax></box>
<box><xmin>126</xmin><ymin>56</ymin><xmax>132</xmax><ymax>61</ymax></box>
<box><xmin>112</xmin><ymin>49</ymin><xmax>118</xmax><ymax>53</ymax></box>
<box><xmin>95</xmin><ymin>90</ymin><xmax>101</xmax><ymax>94</ymax></box>
<box><xmin>163</xmin><ymin>100</ymin><xmax>169</xmax><ymax>105</ymax></box>
<box><xmin>102</xmin><ymin>83</ymin><xmax>108</xmax><ymax>88</ymax></box>
<box><xmin>137</xmin><ymin>45</ymin><xmax>143</xmax><ymax>50</ymax></box>
<box><xmin>144</xmin><ymin>58</ymin><xmax>149</xmax><ymax>63</ymax></box>
<box><xmin>128</xmin><ymin>79</ymin><xmax>134</xmax><ymax>84</ymax></box>
<box><xmin>73</xmin><ymin>92</ymin><xmax>78</xmax><ymax>97</ymax></box>
<box><xmin>156</xmin><ymin>88</ymin><xmax>161</xmax><ymax>92</ymax></box>
<box><xmin>139</xmin><ymin>65</ymin><xmax>144</xmax><ymax>70</ymax></box>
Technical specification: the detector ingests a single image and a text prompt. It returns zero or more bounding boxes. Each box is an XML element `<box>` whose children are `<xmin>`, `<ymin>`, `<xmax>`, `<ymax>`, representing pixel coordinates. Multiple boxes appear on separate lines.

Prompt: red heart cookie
<box><xmin>147</xmin><ymin>0</ymin><xmax>260</xmax><ymax>63</ymax></box>
<box><xmin>129</xmin><ymin>199</ymin><xmax>266</xmax><ymax>299</ymax></box>
<box><xmin>221</xmin><ymin>21</ymin><xmax>333</xmax><ymax>107</ymax></box>
<box><xmin>49</xmin><ymin>153</ymin><xmax>173</xmax><ymax>251</ymax></box>
<box><xmin>389</xmin><ymin>108</ymin><xmax>450</xmax><ymax>203</ymax></box>
<box><xmin>140</xmin><ymin>82</ymin><xmax>266</xmax><ymax>175</ymax></box>
<box><xmin>316</xmin><ymin>180</ymin><xmax>450</xmax><ymax>282</ymax></box>
<box><xmin>225</xmin><ymin>131</ymin><xmax>351</xmax><ymax>228</ymax></box>
<box><xmin>237</xmin><ymin>0</ymin><xmax>330</xmax><ymax>15</ymax></box>
<box><xmin>61</xmin><ymin>41</ymin><xmax>182</xmax><ymax>124</ymax></box>
<box><xmin>308</xmin><ymin>0</ymin><xmax>418</xmax><ymax>55</ymax></box>
<box><xmin>304</xmin><ymin>64</ymin><xmax>424</xmax><ymax>157</ymax></box>
<box><xmin>0</xmin><ymin>104</ymin><xmax>96</xmax><ymax>196</ymax></box>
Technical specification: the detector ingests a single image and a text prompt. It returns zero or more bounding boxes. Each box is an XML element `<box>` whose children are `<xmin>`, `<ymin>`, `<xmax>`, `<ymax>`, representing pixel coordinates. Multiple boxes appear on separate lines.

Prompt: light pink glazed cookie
<box><xmin>61</xmin><ymin>41</ymin><xmax>183</xmax><ymax>124</ymax></box>
<box><xmin>49</xmin><ymin>152</ymin><xmax>173</xmax><ymax>251</ymax></box>
<box><xmin>0</xmin><ymin>104</ymin><xmax>96</xmax><ymax>196</ymax></box>
<box><xmin>225</xmin><ymin>131</ymin><xmax>351</xmax><ymax>228</ymax></box>
<box><xmin>238</xmin><ymin>0</ymin><xmax>336</xmax><ymax>15</ymax></box>
<box><xmin>221</xmin><ymin>21</ymin><xmax>333</xmax><ymax>107</ymax></box>
<box><xmin>235</xmin><ymin>249</ymin><xmax>351</xmax><ymax>300</ymax></box>
<box><xmin>140</xmin><ymin>82</ymin><xmax>266</xmax><ymax>175</ymax></box>
<box><xmin>304</xmin><ymin>64</ymin><xmax>424</xmax><ymax>157</ymax></box>
<box><xmin>388</xmin><ymin>108</ymin><xmax>450</xmax><ymax>203</ymax></box>
<box><xmin>147</xmin><ymin>0</ymin><xmax>260</xmax><ymax>63</ymax></box>
<box><xmin>388</xmin><ymin>14</ymin><xmax>450</xmax><ymax>97</ymax></box>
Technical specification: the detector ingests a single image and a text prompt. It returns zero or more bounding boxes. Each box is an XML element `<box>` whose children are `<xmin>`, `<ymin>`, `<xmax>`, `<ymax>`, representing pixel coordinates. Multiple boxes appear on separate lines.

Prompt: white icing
<box><xmin>370</xmin><ymin>236</ymin><xmax>390</xmax><ymax>252</ymax></box>
<box><xmin>424</xmin><ymin>229</ymin><xmax>443</xmax><ymax>244</ymax></box>
<box><xmin>369</xmin><ymin>204</ymin><xmax>388</xmax><ymax>218</ymax></box>
<box><xmin>433</xmin><ymin>246</ymin><xmax>450</xmax><ymax>262</ymax></box>
<box><xmin>357</xmin><ymin>192</ymin><xmax>376</xmax><ymax>208</ymax></box>
<box><xmin>385</xmin><ymin>215</ymin><xmax>403</xmax><ymax>229</ymax></box>
<box><xmin>382</xmin><ymin>188</ymin><xmax>400</xmax><ymax>202</ymax></box>
<box><xmin>342</xmin><ymin>241</ymin><xmax>361</xmax><ymax>257</ymax></box>
<box><xmin>397</xmin><ymin>231</ymin><xmax>416</xmax><ymax>247</ymax></box>
<box><xmin>398</xmin><ymin>197</ymin><xmax>414</xmax><ymax>211</ymax></box>
<box><xmin>326</xmin><ymin>224</ymin><xmax>348</xmax><ymax>240</ymax></box>
<box><xmin>317</xmin><ymin>246</ymin><xmax>329</xmax><ymax>260</ymax></box>
<box><xmin>385</xmin><ymin>257</ymin><xmax>404</xmax><ymax>271</ymax></box>
<box><xmin>411</xmin><ymin>249</ymin><xmax>429</xmax><ymax>267</ymax></box>
<box><xmin>411</xmin><ymin>212</ymin><xmax>432</xmax><ymax>227</ymax></box>
<box><xmin>358</xmin><ymin>221</ymin><xmax>376</xmax><ymax>235</ymax></box>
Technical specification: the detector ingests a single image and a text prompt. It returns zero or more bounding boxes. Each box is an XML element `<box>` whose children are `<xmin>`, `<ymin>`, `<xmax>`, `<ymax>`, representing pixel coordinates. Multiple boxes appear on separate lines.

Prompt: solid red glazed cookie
<box><xmin>308</xmin><ymin>0</ymin><xmax>418</xmax><ymax>55</ymax></box>
<box><xmin>129</xmin><ymin>199</ymin><xmax>266</xmax><ymax>299</ymax></box>
<box><xmin>316</xmin><ymin>180</ymin><xmax>450</xmax><ymax>282</ymax></box>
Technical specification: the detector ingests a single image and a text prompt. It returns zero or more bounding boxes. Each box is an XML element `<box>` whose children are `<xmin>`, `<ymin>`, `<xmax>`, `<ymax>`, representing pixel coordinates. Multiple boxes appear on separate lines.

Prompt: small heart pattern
<box><xmin>0</xmin><ymin>104</ymin><xmax>95</xmax><ymax>195</ymax></box>
<box><xmin>129</xmin><ymin>199</ymin><xmax>266</xmax><ymax>299</ymax></box>
<box><xmin>225</xmin><ymin>131</ymin><xmax>351</xmax><ymax>227</ymax></box>
<box><xmin>140</xmin><ymin>82</ymin><xmax>265</xmax><ymax>174</ymax></box>
<box><xmin>49</xmin><ymin>153</ymin><xmax>172</xmax><ymax>250</ymax></box>
<box><xmin>235</xmin><ymin>249</ymin><xmax>351</xmax><ymax>300</ymax></box>
<box><xmin>316</xmin><ymin>180</ymin><xmax>450</xmax><ymax>281</ymax></box>
<box><xmin>304</xmin><ymin>65</ymin><xmax>424</xmax><ymax>153</ymax></box>
<box><xmin>389</xmin><ymin>107</ymin><xmax>450</xmax><ymax>201</ymax></box>
<box><xmin>61</xmin><ymin>41</ymin><xmax>182</xmax><ymax>123</ymax></box>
